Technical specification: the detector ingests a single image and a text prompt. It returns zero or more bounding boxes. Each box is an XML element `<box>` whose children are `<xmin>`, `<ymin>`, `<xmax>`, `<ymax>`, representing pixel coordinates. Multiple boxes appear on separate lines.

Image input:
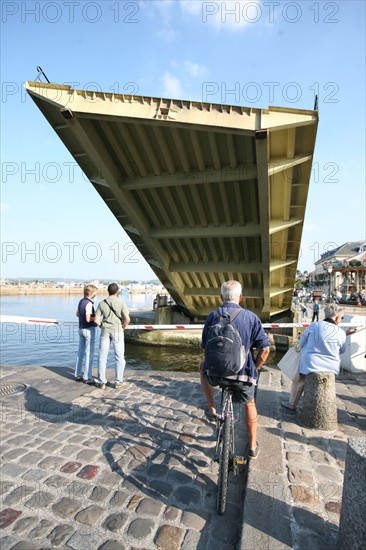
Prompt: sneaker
<box><xmin>114</xmin><ymin>381</ymin><xmax>124</xmax><ymax>389</ymax></box>
<box><xmin>249</xmin><ymin>442</ymin><xmax>259</xmax><ymax>460</ymax></box>
<box><xmin>95</xmin><ymin>381</ymin><xmax>106</xmax><ymax>390</ymax></box>
<box><xmin>204</xmin><ymin>407</ymin><xmax>217</xmax><ymax>422</ymax></box>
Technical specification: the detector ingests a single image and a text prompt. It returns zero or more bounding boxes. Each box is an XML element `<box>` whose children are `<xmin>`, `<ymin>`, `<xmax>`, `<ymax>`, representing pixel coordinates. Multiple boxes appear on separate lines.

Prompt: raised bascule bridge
<box><xmin>25</xmin><ymin>81</ymin><xmax>318</xmax><ymax>321</ymax></box>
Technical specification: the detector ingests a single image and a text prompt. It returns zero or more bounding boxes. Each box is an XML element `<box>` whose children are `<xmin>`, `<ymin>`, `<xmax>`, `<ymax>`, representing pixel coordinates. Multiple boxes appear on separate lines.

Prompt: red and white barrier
<box><xmin>0</xmin><ymin>315</ymin><xmax>360</xmax><ymax>329</ymax></box>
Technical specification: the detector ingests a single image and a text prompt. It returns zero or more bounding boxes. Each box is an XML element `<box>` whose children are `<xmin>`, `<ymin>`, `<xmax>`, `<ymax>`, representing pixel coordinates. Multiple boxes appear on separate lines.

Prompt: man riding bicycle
<box><xmin>200</xmin><ymin>280</ymin><xmax>270</xmax><ymax>459</ymax></box>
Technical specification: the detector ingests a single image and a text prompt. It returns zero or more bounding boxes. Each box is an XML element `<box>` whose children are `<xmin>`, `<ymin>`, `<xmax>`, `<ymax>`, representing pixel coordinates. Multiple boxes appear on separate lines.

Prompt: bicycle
<box><xmin>214</xmin><ymin>381</ymin><xmax>247</xmax><ymax>515</ymax></box>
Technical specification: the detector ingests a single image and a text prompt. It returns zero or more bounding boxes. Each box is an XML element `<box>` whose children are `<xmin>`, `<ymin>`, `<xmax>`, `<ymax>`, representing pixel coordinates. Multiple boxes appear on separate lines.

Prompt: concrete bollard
<box><xmin>300</xmin><ymin>372</ymin><xmax>338</xmax><ymax>430</ymax></box>
<box><xmin>337</xmin><ymin>437</ymin><xmax>366</xmax><ymax>550</ymax></box>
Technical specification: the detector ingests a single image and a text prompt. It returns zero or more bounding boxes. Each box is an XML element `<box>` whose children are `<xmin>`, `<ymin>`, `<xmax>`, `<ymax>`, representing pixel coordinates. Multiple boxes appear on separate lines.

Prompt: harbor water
<box><xmin>0</xmin><ymin>294</ymin><xmax>203</xmax><ymax>372</ymax></box>
<box><xmin>0</xmin><ymin>294</ymin><xmax>283</xmax><ymax>373</ymax></box>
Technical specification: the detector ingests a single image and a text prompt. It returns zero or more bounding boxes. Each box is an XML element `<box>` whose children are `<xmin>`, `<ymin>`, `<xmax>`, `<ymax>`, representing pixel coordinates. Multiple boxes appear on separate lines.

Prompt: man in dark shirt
<box><xmin>200</xmin><ymin>280</ymin><xmax>270</xmax><ymax>459</ymax></box>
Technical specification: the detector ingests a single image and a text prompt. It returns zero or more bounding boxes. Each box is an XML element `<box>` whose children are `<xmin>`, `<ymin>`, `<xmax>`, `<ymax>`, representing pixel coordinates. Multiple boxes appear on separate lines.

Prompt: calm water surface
<box><xmin>0</xmin><ymin>294</ymin><xmax>282</xmax><ymax>372</ymax></box>
<box><xmin>0</xmin><ymin>294</ymin><xmax>204</xmax><ymax>372</ymax></box>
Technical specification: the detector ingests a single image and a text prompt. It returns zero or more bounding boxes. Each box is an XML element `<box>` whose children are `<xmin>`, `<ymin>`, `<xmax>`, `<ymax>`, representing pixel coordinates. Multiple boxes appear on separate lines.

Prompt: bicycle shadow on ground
<box><xmin>12</xmin><ymin>376</ymin><xmax>249</xmax><ymax>549</ymax></box>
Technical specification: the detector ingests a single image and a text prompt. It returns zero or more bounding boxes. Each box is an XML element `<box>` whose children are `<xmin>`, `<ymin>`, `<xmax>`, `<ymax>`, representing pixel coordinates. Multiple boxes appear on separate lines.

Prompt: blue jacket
<box><xmin>201</xmin><ymin>302</ymin><xmax>270</xmax><ymax>385</ymax></box>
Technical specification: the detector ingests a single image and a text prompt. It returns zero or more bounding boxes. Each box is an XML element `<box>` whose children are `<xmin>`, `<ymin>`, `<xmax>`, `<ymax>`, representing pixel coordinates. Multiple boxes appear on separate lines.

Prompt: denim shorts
<box><xmin>203</xmin><ymin>373</ymin><xmax>256</xmax><ymax>404</ymax></box>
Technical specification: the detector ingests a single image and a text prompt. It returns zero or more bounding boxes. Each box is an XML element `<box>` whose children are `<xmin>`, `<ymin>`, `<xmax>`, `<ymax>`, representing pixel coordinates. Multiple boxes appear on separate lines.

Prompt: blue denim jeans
<box><xmin>97</xmin><ymin>330</ymin><xmax>126</xmax><ymax>384</ymax></box>
<box><xmin>75</xmin><ymin>327</ymin><xmax>96</xmax><ymax>381</ymax></box>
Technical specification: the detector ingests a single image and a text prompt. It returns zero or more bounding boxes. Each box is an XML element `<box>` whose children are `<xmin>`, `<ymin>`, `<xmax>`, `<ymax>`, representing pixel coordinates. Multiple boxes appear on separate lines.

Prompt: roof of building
<box><xmin>317</xmin><ymin>241</ymin><xmax>366</xmax><ymax>264</ymax></box>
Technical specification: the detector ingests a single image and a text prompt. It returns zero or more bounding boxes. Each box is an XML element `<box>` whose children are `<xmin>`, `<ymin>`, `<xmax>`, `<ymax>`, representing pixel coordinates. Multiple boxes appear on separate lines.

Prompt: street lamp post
<box><xmin>327</xmin><ymin>266</ymin><xmax>333</xmax><ymax>303</ymax></box>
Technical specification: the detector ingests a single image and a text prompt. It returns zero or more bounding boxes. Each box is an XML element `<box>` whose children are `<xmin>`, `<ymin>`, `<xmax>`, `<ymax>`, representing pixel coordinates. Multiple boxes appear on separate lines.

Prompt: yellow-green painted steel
<box><xmin>25</xmin><ymin>82</ymin><xmax>318</xmax><ymax>319</ymax></box>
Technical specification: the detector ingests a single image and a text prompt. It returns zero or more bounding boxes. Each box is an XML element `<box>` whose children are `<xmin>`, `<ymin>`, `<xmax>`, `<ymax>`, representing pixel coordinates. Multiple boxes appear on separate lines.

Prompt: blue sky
<box><xmin>1</xmin><ymin>0</ymin><xmax>365</xmax><ymax>280</ymax></box>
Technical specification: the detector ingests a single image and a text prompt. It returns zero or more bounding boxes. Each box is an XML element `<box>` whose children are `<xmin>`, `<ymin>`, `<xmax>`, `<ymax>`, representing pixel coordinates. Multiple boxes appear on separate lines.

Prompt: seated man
<box><xmin>200</xmin><ymin>280</ymin><xmax>270</xmax><ymax>459</ymax></box>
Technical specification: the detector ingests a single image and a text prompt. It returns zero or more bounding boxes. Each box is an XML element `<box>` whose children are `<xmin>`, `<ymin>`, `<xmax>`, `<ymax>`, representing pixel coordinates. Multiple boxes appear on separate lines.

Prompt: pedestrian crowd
<box><xmin>75</xmin><ymin>282</ymin><xmax>130</xmax><ymax>388</ymax></box>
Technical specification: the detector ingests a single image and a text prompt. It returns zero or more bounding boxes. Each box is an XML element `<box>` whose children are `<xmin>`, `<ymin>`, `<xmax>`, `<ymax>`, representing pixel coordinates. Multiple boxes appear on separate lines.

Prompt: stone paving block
<box><xmin>287</xmin><ymin>466</ymin><xmax>315</xmax><ymax>484</ymax></box>
<box><xmin>75</xmin><ymin>505</ymin><xmax>105</xmax><ymax>525</ymax></box>
<box><xmin>38</xmin><ymin>456</ymin><xmax>65</xmax><ymax>470</ymax></box>
<box><xmin>181</xmin><ymin>529</ymin><xmax>208</xmax><ymax>550</ymax></box>
<box><xmin>43</xmin><ymin>474</ymin><xmax>69</xmax><ymax>489</ymax></box>
<box><xmin>90</xmin><ymin>485</ymin><xmax>111</xmax><ymax>502</ymax></box>
<box><xmin>4</xmin><ymin>485</ymin><xmax>34</xmax><ymax>506</ymax></box>
<box><xmin>173</xmin><ymin>485</ymin><xmax>202</xmax><ymax>506</ymax></box>
<box><xmin>146</xmin><ymin>463</ymin><xmax>170</xmax><ymax>478</ymax></box>
<box><xmin>2</xmin><ymin>448</ymin><xmax>28</xmax><ymax>461</ymax></box>
<box><xmin>290</xmin><ymin>484</ymin><xmax>321</xmax><ymax>505</ymax></box>
<box><xmin>127</xmin><ymin>494</ymin><xmax>144</xmax><ymax>510</ymax></box>
<box><xmin>1</xmin><ymin>463</ymin><xmax>28</xmax><ymax>479</ymax></box>
<box><xmin>168</xmin><ymin>468</ymin><xmax>195</xmax><ymax>484</ymax></box>
<box><xmin>127</xmin><ymin>518</ymin><xmax>155</xmax><ymax>540</ymax></box>
<box><xmin>135</xmin><ymin>497</ymin><xmax>165</xmax><ymax>516</ymax></box>
<box><xmin>29</xmin><ymin>518</ymin><xmax>54</xmax><ymax>538</ymax></box>
<box><xmin>5</xmin><ymin>436</ymin><xmax>34</xmax><ymax>447</ymax></box>
<box><xmin>60</xmin><ymin>444</ymin><xmax>81</xmax><ymax>457</ymax></box>
<box><xmin>164</xmin><ymin>505</ymin><xmax>181</xmax><ymax>522</ymax></box>
<box><xmin>14</xmin><ymin>449</ymin><xmax>43</xmax><ymax>467</ymax></box>
<box><xmin>52</xmin><ymin>496</ymin><xmax>83</xmax><ymax>518</ymax></box>
<box><xmin>67</xmin><ymin>480</ymin><xmax>91</xmax><ymax>500</ymax></box>
<box><xmin>181</xmin><ymin>510</ymin><xmax>207</xmax><ymax>531</ymax></box>
<box><xmin>65</xmin><ymin>529</ymin><xmax>102</xmax><ymax>549</ymax></box>
<box><xmin>54</xmin><ymin>431</ymin><xmax>72</xmax><ymax>442</ymax></box>
<box><xmin>25</xmin><ymin>490</ymin><xmax>56</xmax><ymax>509</ymax></box>
<box><xmin>103</xmin><ymin>512</ymin><xmax>129</xmax><ymax>532</ymax></box>
<box><xmin>76</xmin><ymin>449</ymin><xmax>99</xmax><ymax>462</ymax></box>
<box><xmin>11</xmin><ymin>515</ymin><xmax>38</xmax><ymax>534</ymax></box>
<box><xmin>315</xmin><ymin>464</ymin><xmax>343</xmax><ymax>482</ymax></box>
<box><xmin>155</xmin><ymin>524</ymin><xmax>185</xmax><ymax>549</ymax></box>
<box><xmin>0</xmin><ymin>508</ymin><xmax>22</xmax><ymax>529</ymax></box>
<box><xmin>21</xmin><ymin>468</ymin><xmax>48</xmax><ymax>482</ymax></box>
<box><xmin>37</xmin><ymin>440</ymin><xmax>62</xmax><ymax>452</ymax></box>
<box><xmin>98</xmin><ymin>541</ymin><xmax>126</xmax><ymax>550</ymax></box>
<box><xmin>47</xmin><ymin>523</ymin><xmax>75</xmax><ymax>546</ymax></box>
<box><xmin>8</xmin><ymin>541</ymin><xmax>39</xmax><ymax>549</ymax></box>
<box><xmin>97</xmin><ymin>470</ymin><xmax>123</xmax><ymax>488</ymax></box>
<box><xmin>149</xmin><ymin>480</ymin><xmax>174</xmax><ymax>499</ymax></box>
<box><xmin>109</xmin><ymin>489</ymin><xmax>129</xmax><ymax>506</ymax></box>
<box><xmin>60</xmin><ymin>461</ymin><xmax>82</xmax><ymax>474</ymax></box>
<box><xmin>76</xmin><ymin>464</ymin><xmax>100</xmax><ymax>480</ymax></box>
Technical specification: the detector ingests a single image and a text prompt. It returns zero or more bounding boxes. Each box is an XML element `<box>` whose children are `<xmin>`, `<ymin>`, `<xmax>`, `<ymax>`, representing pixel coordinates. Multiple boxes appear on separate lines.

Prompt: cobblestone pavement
<box><xmin>239</xmin><ymin>367</ymin><xmax>366</xmax><ymax>550</ymax></box>
<box><xmin>0</xmin><ymin>365</ymin><xmax>247</xmax><ymax>550</ymax></box>
<box><xmin>1</xmin><ymin>364</ymin><xmax>365</xmax><ymax>550</ymax></box>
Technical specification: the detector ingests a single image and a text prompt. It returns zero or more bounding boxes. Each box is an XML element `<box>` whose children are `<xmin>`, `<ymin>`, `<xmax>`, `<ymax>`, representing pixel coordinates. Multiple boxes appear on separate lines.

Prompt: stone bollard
<box><xmin>337</xmin><ymin>437</ymin><xmax>366</xmax><ymax>550</ymax></box>
<box><xmin>300</xmin><ymin>372</ymin><xmax>337</xmax><ymax>430</ymax></box>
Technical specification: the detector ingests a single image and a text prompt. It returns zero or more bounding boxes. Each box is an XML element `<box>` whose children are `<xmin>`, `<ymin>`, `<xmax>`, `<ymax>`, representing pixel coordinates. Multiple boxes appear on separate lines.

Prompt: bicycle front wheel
<box><xmin>217</xmin><ymin>414</ymin><xmax>232</xmax><ymax>515</ymax></box>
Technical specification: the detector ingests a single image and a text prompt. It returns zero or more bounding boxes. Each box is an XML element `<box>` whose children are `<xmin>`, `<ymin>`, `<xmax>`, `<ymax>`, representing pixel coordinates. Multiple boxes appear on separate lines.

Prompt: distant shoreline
<box><xmin>0</xmin><ymin>286</ymin><xmax>164</xmax><ymax>297</ymax></box>
<box><xmin>0</xmin><ymin>286</ymin><xmax>85</xmax><ymax>296</ymax></box>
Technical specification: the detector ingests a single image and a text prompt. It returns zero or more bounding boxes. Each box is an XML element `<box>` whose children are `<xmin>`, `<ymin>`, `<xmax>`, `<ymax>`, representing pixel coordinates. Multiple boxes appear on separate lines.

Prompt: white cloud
<box><xmin>184</xmin><ymin>60</ymin><xmax>208</xmax><ymax>78</ymax></box>
<box><xmin>0</xmin><ymin>202</ymin><xmax>10</xmax><ymax>212</ymax></box>
<box><xmin>161</xmin><ymin>72</ymin><xmax>182</xmax><ymax>98</ymax></box>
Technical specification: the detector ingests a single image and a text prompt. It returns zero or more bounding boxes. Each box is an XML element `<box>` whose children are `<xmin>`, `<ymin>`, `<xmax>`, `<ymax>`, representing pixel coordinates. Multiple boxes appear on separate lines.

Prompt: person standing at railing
<box><xmin>93</xmin><ymin>283</ymin><xmax>130</xmax><ymax>390</ymax></box>
<box><xmin>74</xmin><ymin>284</ymin><xmax>98</xmax><ymax>384</ymax></box>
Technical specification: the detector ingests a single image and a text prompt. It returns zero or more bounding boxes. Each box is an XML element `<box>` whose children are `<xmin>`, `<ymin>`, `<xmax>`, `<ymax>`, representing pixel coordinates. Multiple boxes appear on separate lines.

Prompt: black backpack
<box><xmin>204</xmin><ymin>307</ymin><xmax>245</xmax><ymax>379</ymax></box>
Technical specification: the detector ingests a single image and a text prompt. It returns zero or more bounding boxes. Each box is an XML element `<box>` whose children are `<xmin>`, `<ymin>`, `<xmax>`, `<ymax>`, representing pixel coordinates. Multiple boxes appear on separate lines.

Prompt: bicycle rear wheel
<box><xmin>217</xmin><ymin>414</ymin><xmax>232</xmax><ymax>515</ymax></box>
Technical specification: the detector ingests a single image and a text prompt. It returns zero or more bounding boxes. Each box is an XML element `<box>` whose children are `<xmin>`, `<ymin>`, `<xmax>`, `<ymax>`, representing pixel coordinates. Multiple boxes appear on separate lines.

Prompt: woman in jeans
<box><xmin>282</xmin><ymin>304</ymin><xmax>356</xmax><ymax>412</ymax></box>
